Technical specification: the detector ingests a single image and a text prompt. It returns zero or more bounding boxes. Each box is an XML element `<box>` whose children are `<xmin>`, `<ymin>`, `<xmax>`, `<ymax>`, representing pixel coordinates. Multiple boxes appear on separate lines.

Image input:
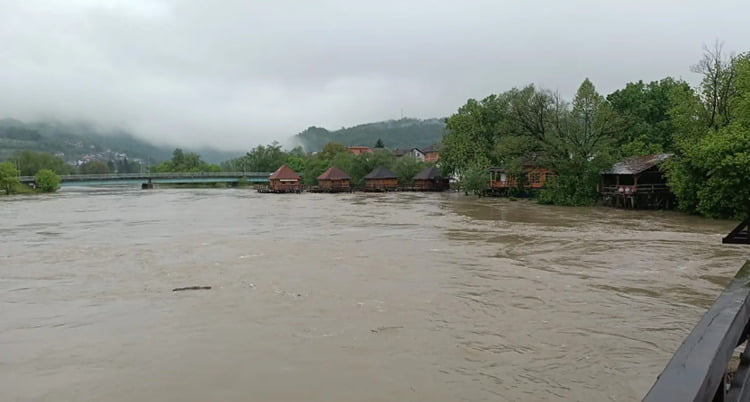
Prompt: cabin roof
<box><xmin>413</xmin><ymin>166</ymin><xmax>443</xmax><ymax>180</ymax></box>
<box><xmin>604</xmin><ymin>154</ymin><xmax>671</xmax><ymax>175</ymax></box>
<box><xmin>317</xmin><ymin>166</ymin><xmax>351</xmax><ymax>180</ymax></box>
<box><xmin>364</xmin><ymin>165</ymin><xmax>398</xmax><ymax>179</ymax></box>
<box><xmin>269</xmin><ymin>164</ymin><xmax>301</xmax><ymax>180</ymax></box>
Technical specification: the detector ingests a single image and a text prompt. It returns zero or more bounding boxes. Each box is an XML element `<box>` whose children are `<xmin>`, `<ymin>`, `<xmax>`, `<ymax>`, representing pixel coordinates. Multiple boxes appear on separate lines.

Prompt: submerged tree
<box><xmin>0</xmin><ymin>162</ymin><xmax>21</xmax><ymax>195</ymax></box>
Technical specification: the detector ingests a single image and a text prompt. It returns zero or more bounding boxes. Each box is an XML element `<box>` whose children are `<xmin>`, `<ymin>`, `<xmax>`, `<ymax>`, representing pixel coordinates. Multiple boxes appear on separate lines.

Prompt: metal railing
<box><xmin>18</xmin><ymin>172</ymin><xmax>271</xmax><ymax>182</ymax></box>
<box><xmin>643</xmin><ymin>261</ymin><xmax>750</xmax><ymax>401</ymax></box>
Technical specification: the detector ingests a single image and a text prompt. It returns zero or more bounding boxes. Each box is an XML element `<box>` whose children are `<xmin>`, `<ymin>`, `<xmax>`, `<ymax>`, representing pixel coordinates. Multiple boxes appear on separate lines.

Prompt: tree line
<box><xmin>222</xmin><ymin>142</ymin><xmax>430</xmax><ymax>186</ymax></box>
<box><xmin>441</xmin><ymin>42</ymin><xmax>750</xmax><ymax>218</ymax></box>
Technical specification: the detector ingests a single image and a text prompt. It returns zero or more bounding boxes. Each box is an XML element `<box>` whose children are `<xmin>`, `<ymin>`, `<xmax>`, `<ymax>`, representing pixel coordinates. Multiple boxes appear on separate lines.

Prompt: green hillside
<box><xmin>0</xmin><ymin>118</ymin><xmax>240</xmax><ymax>164</ymax></box>
<box><xmin>293</xmin><ymin>118</ymin><xmax>446</xmax><ymax>152</ymax></box>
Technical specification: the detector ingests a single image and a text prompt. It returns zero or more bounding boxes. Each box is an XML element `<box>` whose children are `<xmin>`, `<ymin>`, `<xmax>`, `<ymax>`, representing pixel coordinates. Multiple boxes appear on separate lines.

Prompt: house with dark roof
<box><xmin>268</xmin><ymin>164</ymin><xmax>302</xmax><ymax>193</ymax></box>
<box><xmin>421</xmin><ymin>144</ymin><xmax>441</xmax><ymax>163</ymax></box>
<box><xmin>316</xmin><ymin>166</ymin><xmax>351</xmax><ymax>192</ymax></box>
<box><xmin>600</xmin><ymin>153</ymin><xmax>673</xmax><ymax>208</ymax></box>
<box><xmin>393</xmin><ymin>148</ymin><xmax>425</xmax><ymax>161</ymax></box>
<box><xmin>364</xmin><ymin>165</ymin><xmax>399</xmax><ymax>191</ymax></box>
<box><xmin>413</xmin><ymin>166</ymin><xmax>449</xmax><ymax>191</ymax></box>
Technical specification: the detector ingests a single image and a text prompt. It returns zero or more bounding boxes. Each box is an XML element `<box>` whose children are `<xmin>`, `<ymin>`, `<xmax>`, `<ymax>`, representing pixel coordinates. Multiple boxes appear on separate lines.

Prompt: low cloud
<box><xmin>1</xmin><ymin>0</ymin><xmax>748</xmax><ymax>150</ymax></box>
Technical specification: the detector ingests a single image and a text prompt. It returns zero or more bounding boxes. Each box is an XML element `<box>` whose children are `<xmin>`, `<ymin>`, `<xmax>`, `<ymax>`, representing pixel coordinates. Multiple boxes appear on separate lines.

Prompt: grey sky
<box><xmin>1</xmin><ymin>0</ymin><xmax>748</xmax><ymax>151</ymax></box>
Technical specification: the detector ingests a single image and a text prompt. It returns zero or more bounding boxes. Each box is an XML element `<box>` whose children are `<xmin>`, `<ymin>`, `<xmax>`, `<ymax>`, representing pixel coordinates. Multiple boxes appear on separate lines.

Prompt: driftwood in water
<box><xmin>172</xmin><ymin>286</ymin><xmax>212</xmax><ymax>292</ymax></box>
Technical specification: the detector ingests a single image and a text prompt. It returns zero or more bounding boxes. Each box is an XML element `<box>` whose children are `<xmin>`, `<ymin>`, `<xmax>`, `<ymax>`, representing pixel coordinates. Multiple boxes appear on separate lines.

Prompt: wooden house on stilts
<box><xmin>364</xmin><ymin>165</ymin><xmax>399</xmax><ymax>191</ymax></box>
<box><xmin>412</xmin><ymin>166</ymin><xmax>449</xmax><ymax>191</ymax></box>
<box><xmin>316</xmin><ymin>166</ymin><xmax>351</xmax><ymax>192</ymax></box>
<box><xmin>267</xmin><ymin>164</ymin><xmax>302</xmax><ymax>193</ymax></box>
<box><xmin>600</xmin><ymin>154</ymin><xmax>673</xmax><ymax>209</ymax></box>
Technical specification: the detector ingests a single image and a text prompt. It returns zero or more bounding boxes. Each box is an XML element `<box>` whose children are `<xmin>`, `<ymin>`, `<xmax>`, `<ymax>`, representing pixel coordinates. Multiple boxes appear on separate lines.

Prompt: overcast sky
<box><xmin>1</xmin><ymin>0</ymin><xmax>748</xmax><ymax>150</ymax></box>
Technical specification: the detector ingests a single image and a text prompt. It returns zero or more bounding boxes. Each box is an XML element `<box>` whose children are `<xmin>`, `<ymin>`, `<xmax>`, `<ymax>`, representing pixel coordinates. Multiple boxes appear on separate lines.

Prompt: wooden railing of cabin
<box><xmin>600</xmin><ymin>183</ymin><xmax>671</xmax><ymax>194</ymax></box>
<box><xmin>643</xmin><ymin>260</ymin><xmax>750</xmax><ymax>402</ymax></box>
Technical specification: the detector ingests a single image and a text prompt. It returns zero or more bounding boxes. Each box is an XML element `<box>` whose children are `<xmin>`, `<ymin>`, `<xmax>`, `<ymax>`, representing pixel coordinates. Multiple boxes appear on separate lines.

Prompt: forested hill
<box><xmin>293</xmin><ymin>118</ymin><xmax>446</xmax><ymax>152</ymax></box>
<box><xmin>0</xmin><ymin>118</ymin><xmax>239</xmax><ymax>164</ymax></box>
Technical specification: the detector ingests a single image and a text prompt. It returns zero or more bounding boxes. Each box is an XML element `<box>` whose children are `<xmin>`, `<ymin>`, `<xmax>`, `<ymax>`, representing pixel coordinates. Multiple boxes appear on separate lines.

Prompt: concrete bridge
<box><xmin>18</xmin><ymin>172</ymin><xmax>271</xmax><ymax>188</ymax></box>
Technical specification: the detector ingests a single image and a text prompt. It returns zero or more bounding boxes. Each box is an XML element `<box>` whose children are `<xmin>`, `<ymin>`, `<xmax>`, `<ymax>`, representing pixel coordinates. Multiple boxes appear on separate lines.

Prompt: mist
<box><xmin>1</xmin><ymin>0</ymin><xmax>748</xmax><ymax>151</ymax></box>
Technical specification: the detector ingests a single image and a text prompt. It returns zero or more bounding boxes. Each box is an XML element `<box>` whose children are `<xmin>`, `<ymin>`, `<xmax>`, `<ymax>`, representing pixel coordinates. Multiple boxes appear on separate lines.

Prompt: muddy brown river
<box><xmin>1</xmin><ymin>188</ymin><xmax>748</xmax><ymax>401</ymax></box>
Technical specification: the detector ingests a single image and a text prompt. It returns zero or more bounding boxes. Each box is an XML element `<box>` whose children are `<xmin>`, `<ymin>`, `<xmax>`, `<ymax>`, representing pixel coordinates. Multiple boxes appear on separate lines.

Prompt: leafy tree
<box><xmin>0</xmin><ymin>162</ymin><xmax>21</xmax><ymax>195</ymax></box>
<box><xmin>79</xmin><ymin>161</ymin><xmax>111</xmax><ymax>174</ymax></box>
<box><xmin>152</xmin><ymin>148</ymin><xmax>217</xmax><ymax>173</ymax></box>
<box><xmin>666</xmin><ymin>51</ymin><xmax>750</xmax><ymax>218</ymax></box>
<box><xmin>461</xmin><ymin>163</ymin><xmax>490</xmax><ymax>196</ymax></box>
<box><xmin>374</xmin><ymin>138</ymin><xmax>384</xmax><ymax>148</ymax></box>
<box><xmin>35</xmin><ymin>169</ymin><xmax>60</xmax><ymax>193</ymax></box>
<box><xmin>393</xmin><ymin>156</ymin><xmax>426</xmax><ymax>186</ymax></box>
<box><xmin>607</xmin><ymin>78</ymin><xmax>691</xmax><ymax>155</ymax></box>
<box><xmin>10</xmin><ymin>150</ymin><xmax>70</xmax><ymax>176</ymax></box>
<box><xmin>691</xmin><ymin>41</ymin><xmax>742</xmax><ymax>130</ymax></box>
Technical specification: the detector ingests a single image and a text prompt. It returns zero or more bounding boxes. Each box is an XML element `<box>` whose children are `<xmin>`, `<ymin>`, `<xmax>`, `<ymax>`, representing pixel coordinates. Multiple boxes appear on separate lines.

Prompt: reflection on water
<box><xmin>0</xmin><ymin>189</ymin><xmax>746</xmax><ymax>401</ymax></box>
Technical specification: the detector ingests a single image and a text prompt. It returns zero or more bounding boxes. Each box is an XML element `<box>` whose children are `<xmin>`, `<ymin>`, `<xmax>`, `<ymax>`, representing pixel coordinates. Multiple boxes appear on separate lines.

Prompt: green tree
<box><xmin>461</xmin><ymin>163</ymin><xmax>490</xmax><ymax>196</ymax></box>
<box><xmin>666</xmin><ymin>51</ymin><xmax>750</xmax><ymax>218</ymax></box>
<box><xmin>79</xmin><ymin>161</ymin><xmax>111</xmax><ymax>174</ymax></box>
<box><xmin>11</xmin><ymin>150</ymin><xmax>70</xmax><ymax>176</ymax></box>
<box><xmin>393</xmin><ymin>156</ymin><xmax>426</xmax><ymax>186</ymax></box>
<box><xmin>0</xmin><ymin>162</ymin><xmax>21</xmax><ymax>195</ymax></box>
<box><xmin>35</xmin><ymin>169</ymin><xmax>60</xmax><ymax>193</ymax></box>
<box><xmin>607</xmin><ymin>77</ymin><xmax>691</xmax><ymax>155</ymax></box>
<box><xmin>374</xmin><ymin>138</ymin><xmax>384</xmax><ymax>148</ymax></box>
<box><xmin>539</xmin><ymin>78</ymin><xmax>621</xmax><ymax>205</ymax></box>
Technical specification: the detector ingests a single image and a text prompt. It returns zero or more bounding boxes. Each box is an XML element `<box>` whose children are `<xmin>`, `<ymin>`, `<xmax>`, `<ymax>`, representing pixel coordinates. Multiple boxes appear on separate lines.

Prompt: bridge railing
<box><xmin>18</xmin><ymin>172</ymin><xmax>271</xmax><ymax>182</ymax></box>
<box><xmin>643</xmin><ymin>260</ymin><xmax>750</xmax><ymax>402</ymax></box>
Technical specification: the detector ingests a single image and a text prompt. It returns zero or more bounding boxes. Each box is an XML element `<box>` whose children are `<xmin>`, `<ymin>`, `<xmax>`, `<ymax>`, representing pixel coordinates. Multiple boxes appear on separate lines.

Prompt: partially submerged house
<box><xmin>316</xmin><ymin>166</ymin><xmax>351</xmax><ymax>192</ymax></box>
<box><xmin>268</xmin><ymin>164</ymin><xmax>302</xmax><ymax>193</ymax></box>
<box><xmin>413</xmin><ymin>166</ymin><xmax>449</xmax><ymax>191</ymax></box>
<box><xmin>600</xmin><ymin>153</ymin><xmax>673</xmax><ymax>209</ymax></box>
<box><xmin>364</xmin><ymin>165</ymin><xmax>399</xmax><ymax>191</ymax></box>
<box><xmin>488</xmin><ymin>161</ymin><xmax>553</xmax><ymax>195</ymax></box>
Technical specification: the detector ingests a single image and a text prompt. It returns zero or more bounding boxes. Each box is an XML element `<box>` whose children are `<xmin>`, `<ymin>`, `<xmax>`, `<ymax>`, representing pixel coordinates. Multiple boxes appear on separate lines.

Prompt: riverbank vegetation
<box><xmin>440</xmin><ymin>42</ymin><xmax>750</xmax><ymax>218</ymax></box>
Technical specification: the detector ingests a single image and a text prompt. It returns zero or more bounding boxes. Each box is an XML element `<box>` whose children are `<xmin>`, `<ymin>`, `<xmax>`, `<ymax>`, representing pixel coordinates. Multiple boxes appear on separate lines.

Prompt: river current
<box><xmin>1</xmin><ymin>188</ymin><xmax>747</xmax><ymax>401</ymax></box>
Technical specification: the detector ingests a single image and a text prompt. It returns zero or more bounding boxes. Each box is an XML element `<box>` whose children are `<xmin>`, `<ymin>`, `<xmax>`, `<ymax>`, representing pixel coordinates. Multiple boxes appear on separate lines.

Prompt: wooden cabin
<box><xmin>413</xmin><ymin>166</ymin><xmax>449</xmax><ymax>191</ymax></box>
<box><xmin>316</xmin><ymin>166</ymin><xmax>351</xmax><ymax>192</ymax></box>
<box><xmin>489</xmin><ymin>166</ymin><xmax>553</xmax><ymax>195</ymax></box>
<box><xmin>364</xmin><ymin>165</ymin><xmax>399</xmax><ymax>191</ymax></box>
<box><xmin>268</xmin><ymin>164</ymin><xmax>301</xmax><ymax>193</ymax></box>
<box><xmin>600</xmin><ymin>154</ymin><xmax>673</xmax><ymax>209</ymax></box>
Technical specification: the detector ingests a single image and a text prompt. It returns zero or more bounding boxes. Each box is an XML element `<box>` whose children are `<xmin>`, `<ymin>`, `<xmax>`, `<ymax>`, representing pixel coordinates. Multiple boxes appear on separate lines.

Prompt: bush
<box><xmin>35</xmin><ymin>169</ymin><xmax>61</xmax><ymax>193</ymax></box>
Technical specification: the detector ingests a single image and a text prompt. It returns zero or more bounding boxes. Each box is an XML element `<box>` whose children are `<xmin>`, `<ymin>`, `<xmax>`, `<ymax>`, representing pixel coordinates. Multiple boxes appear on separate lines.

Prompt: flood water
<box><xmin>1</xmin><ymin>188</ymin><xmax>748</xmax><ymax>401</ymax></box>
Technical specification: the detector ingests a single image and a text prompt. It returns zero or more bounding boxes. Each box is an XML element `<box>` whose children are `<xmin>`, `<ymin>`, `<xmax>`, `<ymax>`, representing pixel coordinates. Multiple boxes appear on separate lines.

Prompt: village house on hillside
<box><xmin>316</xmin><ymin>166</ymin><xmax>351</xmax><ymax>193</ymax></box>
<box><xmin>600</xmin><ymin>153</ymin><xmax>673</xmax><ymax>209</ymax></box>
<box><xmin>364</xmin><ymin>165</ymin><xmax>399</xmax><ymax>191</ymax></box>
<box><xmin>347</xmin><ymin>146</ymin><xmax>373</xmax><ymax>156</ymax></box>
<box><xmin>421</xmin><ymin>144</ymin><xmax>441</xmax><ymax>163</ymax></box>
<box><xmin>393</xmin><ymin>148</ymin><xmax>425</xmax><ymax>161</ymax></box>
<box><xmin>268</xmin><ymin>164</ymin><xmax>302</xmax><ymax>193</ymax></box>
<box><xmin>413</xmin><ymin>166</ymin><xmax>449</xmax><ymax>191</ymax></box>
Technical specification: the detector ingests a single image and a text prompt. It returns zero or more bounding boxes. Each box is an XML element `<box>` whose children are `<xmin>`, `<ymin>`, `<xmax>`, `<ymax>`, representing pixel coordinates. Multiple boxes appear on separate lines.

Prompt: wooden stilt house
<box><xmin>413</xmin><ymin>166</ymin><xmax>449</xmax><ymax>191</ymax></box>
<box><xmin>364</xmin><ymin>165</ymin><xmax>399</xmax><ymax>191</ymax></box>
<box><xmin>268</xmin><ymin>164</ymin><xmax>302</xmax><ymax>193</ymax></box>
<box><xmin>600</xmin><ymin>154</ymin><xmax>673</xmax><ymax>209</ymax></box>
<box><xmin>316</xmin><ymin>166</ymin><xmax>351</xmax><ymax>192</ymax></box>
